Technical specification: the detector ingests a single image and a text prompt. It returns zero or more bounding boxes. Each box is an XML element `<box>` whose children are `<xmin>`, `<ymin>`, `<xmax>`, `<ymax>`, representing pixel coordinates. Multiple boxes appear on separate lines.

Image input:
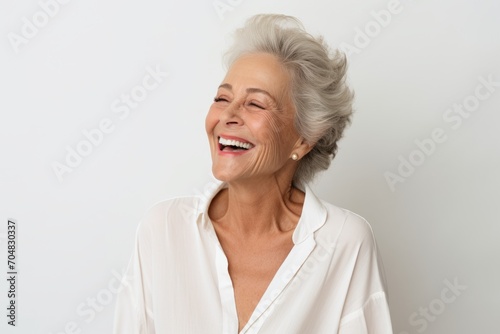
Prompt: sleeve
<box><xmin>338</xmin><ymin>291</ymin><xmax>393</xmax><ymax>334</ymax></box>
<box><xmin>113</xmin><ymin>219</ymin><xmax>156</xmax><ymax>334</ymax></box>
<box><xmin>337</xmin><ymin>213</ymin><xmax>393</xmax><ymax>334</ymax></box>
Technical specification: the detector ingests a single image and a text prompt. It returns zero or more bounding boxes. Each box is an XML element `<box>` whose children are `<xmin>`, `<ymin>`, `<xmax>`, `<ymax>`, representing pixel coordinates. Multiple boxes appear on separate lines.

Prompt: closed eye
<box><xmin>214</xmin><ymin>97</ymin><xmax>229</xmax><ymax>103</ymax></box>
<box><xmin>249</xmin><ymin>102</ymin><xmax>265</xmax><ymax>109</ymax></box>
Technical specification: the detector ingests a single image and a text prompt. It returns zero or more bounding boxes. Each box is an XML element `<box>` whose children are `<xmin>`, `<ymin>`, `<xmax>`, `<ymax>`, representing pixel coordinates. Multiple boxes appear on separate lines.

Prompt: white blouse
<box><xmin>113</xmin><ymin>181</ymin><xmax>393</xmax><ymax>334</ymax></box>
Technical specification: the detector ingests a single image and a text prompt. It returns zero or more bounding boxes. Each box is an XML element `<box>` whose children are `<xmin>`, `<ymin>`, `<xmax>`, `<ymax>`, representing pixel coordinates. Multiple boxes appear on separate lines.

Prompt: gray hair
<box><xmin>224</xmin><ymin>14</ymin><xmax>354</xmax><ymax>184</ymax></box>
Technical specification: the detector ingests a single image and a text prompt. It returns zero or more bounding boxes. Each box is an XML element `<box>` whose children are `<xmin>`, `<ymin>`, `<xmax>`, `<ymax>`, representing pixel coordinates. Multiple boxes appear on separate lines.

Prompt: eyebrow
<box><xmin>218</xmin><ymin>83</ymin><xmax>277</xmax><ymax>102</ymax></box>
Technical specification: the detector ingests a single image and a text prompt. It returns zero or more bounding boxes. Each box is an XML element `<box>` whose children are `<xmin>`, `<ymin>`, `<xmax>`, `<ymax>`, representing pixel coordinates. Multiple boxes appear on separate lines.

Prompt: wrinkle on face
<box><xmin>206</xmin><ymin>52</ymin><xmax>302</xmax><ymax>183</ymax></box>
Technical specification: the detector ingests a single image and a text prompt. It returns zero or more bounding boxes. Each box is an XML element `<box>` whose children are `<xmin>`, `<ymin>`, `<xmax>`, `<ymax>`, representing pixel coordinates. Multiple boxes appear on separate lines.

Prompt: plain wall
<box><xmin>1</xmin><ymin>0</ymin><xmax>498</xmax><ymax>333</ymax></box>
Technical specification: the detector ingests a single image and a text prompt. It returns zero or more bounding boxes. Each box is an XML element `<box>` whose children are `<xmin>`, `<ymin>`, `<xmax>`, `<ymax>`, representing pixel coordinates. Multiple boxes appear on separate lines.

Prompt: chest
<box><xmin>226</xmin><ymin>239</ymin><xmax>292</xmax><ymax>287</ymax></box>
<box><xmin>215</xmin><ymin>232</ymin><xmax>294</xmax><ymax>331</ymax></box>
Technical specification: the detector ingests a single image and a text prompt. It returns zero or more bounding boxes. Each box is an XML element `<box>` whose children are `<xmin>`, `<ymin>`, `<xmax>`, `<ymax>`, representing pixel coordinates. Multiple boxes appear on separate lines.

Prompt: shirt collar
<box><xmin>196</xmin><ymin>180</ymin><xmax>327</xmax><ymax>244</ymax></box>
<box><xmin>292</xmin><ymin>182</ymin><xmax>327</xmax><ymax>244</ymax></box>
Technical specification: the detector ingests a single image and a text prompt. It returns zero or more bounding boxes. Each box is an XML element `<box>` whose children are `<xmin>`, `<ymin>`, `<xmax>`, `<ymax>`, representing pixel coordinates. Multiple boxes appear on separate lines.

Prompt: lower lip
<box><xmin>217</xmin><ymin>145</ymin><xmax>253</xmax><ymax>156</ymax></box>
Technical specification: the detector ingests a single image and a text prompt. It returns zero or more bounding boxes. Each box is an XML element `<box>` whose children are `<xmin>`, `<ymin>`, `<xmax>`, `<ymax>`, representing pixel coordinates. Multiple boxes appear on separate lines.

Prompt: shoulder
<box><xmin>315</xmin><ymin>198</ymin><xmax>387</xmax><ymax>286</ymax></box>
<box><xmin>317</xmin><ymin>200</ymin><xmax>390</xmax><ymax>302</ymax></box>
<box><xmin>135</xmin><ymin>195</ymin><xmax>202</xmax><ymax>239</ymax></box>
<box><xmin>318</xmin><ymin>199</ymin><xmax>378</xmax><ymax>249</ymax></box>
<box><xmin>321</xmin><ymin>199</ymin><xmax>389</xmax><ymax>286</ymax></box>
<box><xmin>301</xmin><ymin>183</ymin><xmax>376</xmax><ymax>246</ymax></box>
<box><xmin>301</xmin><ymin>187</ymin><xmax>391</xmax><ymax>325</ymax></box>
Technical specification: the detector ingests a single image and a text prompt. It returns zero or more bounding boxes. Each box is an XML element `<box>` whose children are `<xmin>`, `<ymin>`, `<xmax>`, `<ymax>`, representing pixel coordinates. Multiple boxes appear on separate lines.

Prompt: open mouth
<box><xmin>218</xmin><ymin>136</ymin><xmax>255</xmax><ymax>152</ymax></box>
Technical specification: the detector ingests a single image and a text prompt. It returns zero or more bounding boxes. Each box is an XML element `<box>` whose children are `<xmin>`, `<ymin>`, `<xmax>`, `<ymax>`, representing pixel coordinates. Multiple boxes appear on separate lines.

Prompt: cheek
<box><xmin>255</xmin><ymin>113</ymin><xmax>284</xmax><ymax>141</ymax></box>
<box><xmin>257</xmin><ymin>113</ymin><xmax>296</xmax><ymax>150</ymax></box>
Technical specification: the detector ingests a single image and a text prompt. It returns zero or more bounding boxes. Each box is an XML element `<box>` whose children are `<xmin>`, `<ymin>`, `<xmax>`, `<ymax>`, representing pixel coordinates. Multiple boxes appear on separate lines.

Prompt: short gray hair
<box><xmin>224</xmin><ymin>14</ymin><xmax>354</xmax><ymax>184</ymax></box>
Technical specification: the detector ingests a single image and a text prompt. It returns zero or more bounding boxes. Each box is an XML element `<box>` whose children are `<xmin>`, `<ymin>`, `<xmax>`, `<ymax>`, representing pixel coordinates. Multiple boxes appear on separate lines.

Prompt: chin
<box><xmin>212</xmin><ymin>167</ymin><xmax>252</xmax><ymax>184</ymax></box>
<box><xmin>211</xmin><ymin>168</ymin><xmax>232</xmax><ymax>183</ymax></box>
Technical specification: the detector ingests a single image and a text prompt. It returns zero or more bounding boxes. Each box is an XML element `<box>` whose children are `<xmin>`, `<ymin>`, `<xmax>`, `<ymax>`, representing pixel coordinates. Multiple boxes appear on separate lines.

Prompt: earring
<box><xmin>291</xmin><ymin>153</ymin><xmax>299</xmax><ymax>161</ymax></box>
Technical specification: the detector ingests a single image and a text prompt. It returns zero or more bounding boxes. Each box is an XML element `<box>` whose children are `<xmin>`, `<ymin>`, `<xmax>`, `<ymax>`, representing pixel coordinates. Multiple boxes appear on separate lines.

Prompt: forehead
<box><xmin>223</xmin><ymin>53</ymin><xmax>291</xmax><ymax>98</ymax></box>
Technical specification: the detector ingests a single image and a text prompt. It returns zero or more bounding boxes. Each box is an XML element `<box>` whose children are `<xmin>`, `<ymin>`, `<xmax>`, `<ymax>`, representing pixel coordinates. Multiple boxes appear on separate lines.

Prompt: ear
<box><xmin>291</xmin><ymin>137</ymin><xmax>314</xmax><ymax>160</ymax></box>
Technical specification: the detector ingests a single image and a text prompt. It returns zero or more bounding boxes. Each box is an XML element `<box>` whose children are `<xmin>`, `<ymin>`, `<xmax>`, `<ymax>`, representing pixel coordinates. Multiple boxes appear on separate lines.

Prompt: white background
<box><xmin>1</xmin><ymin>0</ymin><xmax>499</xmax><ymax>333</ymax></box>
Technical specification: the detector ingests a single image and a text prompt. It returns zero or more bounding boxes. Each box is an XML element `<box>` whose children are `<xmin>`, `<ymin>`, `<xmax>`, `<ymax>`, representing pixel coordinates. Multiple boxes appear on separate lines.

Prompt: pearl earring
<box><xmin>291</xmin><ymin>153</ymin><xmax>299</xmax><ymax>161</ymax></box>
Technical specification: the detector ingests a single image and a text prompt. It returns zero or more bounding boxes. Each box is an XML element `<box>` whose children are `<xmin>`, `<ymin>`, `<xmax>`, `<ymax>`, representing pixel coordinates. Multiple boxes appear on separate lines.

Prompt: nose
<box><xmin>220</xmin><ymin>101</ymin><xmax>243</xmax><ymax>126</ymax></box>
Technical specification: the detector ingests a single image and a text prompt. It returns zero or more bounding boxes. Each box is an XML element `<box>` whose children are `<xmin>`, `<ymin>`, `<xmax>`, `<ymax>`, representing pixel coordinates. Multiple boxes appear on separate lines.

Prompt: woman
<box><xmin>114</xmin><ymin>14</ymin><xmax>392</xmax><ymax>334</ymax></box>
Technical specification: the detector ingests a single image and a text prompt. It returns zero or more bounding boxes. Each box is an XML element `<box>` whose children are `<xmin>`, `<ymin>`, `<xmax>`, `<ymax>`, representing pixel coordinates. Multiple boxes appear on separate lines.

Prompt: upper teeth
<box><xmin>219</xmin><ymin>137</ymin><xmax>253</xmax><ymax>149</ymax></box>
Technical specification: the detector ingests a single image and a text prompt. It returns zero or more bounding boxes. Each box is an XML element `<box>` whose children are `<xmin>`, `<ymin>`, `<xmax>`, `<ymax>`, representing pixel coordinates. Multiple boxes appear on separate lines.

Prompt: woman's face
<box><xmin>206</xmin><ymin>52</ymin><xmax>305</xmax><ymax>183</ymax></box>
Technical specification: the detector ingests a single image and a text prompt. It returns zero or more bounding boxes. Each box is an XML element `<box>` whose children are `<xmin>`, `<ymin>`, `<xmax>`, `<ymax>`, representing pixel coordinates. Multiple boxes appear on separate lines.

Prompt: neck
<box><xmin>210</xmin><ymin>175</ymin><xmax>305</xmax><ymax>237</ymax></box>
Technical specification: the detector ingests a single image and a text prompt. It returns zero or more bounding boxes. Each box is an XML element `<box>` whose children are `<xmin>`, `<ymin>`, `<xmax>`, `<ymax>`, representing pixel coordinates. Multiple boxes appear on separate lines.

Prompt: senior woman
<box><xmin>113</xmin><ymin>14</ymin><xmax>392</xmax><ymax>334</ymax></box>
